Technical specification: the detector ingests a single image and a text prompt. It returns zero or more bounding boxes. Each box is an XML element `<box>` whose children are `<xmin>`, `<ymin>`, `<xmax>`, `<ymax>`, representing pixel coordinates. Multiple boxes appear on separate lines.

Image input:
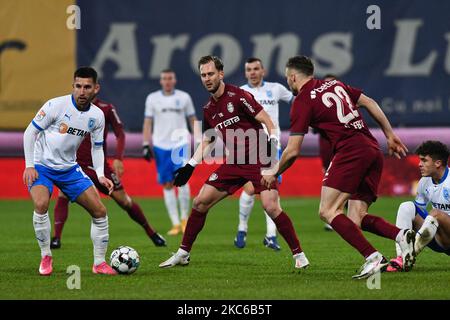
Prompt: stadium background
<box><xmin>1</xmin><ymin>0</ymin><xmax>450</xmax><ymax>198</ymax></box>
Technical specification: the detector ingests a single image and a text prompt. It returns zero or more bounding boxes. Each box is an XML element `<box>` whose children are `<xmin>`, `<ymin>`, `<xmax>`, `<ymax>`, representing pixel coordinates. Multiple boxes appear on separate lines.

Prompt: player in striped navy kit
<box><xmin>23</xmin><ymin>67</ymin><xmax>116</xmax><ymax>275</ymax></box>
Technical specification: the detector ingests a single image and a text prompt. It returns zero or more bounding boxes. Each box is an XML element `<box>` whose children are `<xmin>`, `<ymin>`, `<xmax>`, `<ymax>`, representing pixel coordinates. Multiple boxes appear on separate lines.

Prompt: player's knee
<box><xmin>192</xmin><ymin>196</ymin><xmax>209</xmax><ymax>212</ymax></box>
<box><xmin>92</xmin><ymin>202</ymin><xmax>107</xmax><ymax>218</ymax></box>
<box><xmin>34</xmin><ymin>198</ymin><xmax>50</xmax><ymax>213</ymax></box>
<box><xmin>318</xmin><ymin>208</ymin><xmax>335</xmax><ymax>224</ymax></box>
<box><xmin>262</xmin><ymin>201</ymin><xmax>280</xmax><ymax>217</ymax></box>
<box><xmin>399</xmin><ymin>201</ymin><xmax>415</xmax><ymax>215</ymax></box>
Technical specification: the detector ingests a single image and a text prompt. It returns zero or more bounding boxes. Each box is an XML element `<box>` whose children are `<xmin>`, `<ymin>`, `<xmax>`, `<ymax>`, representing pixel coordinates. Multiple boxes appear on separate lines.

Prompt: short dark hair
<box><xmin>415</xmin><ymin>140</ymin><xmax>450</xmax><ymax>166</ymax></box>
<box><xmin>198</xmin><ymin>55</ymin><xmax>224</xmax><ymax>71</ymax></box>
<box><xmin>74</xmin><ymin>66</ymin><xmax>98</xmax><ymax>83</ymax></box>
<box><xmin>245</xmin><ymin>57</ymin><xmax>263</xmax><ymax>68</ymax></box>
<box><xmin>286</xmin><ymin>55</ymin><xmax>314</xmax><ymax>76</ymax></box>
<box><xmin>161</xmin><ymin>68</ymin><xmax>175</xmax><ymax>74</ymax></box>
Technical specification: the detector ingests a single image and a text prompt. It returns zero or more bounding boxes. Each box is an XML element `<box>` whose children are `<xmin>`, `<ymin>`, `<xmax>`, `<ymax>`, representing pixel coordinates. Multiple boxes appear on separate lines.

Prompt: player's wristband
<box><xmin>188</xmin><ymin>158</ymin><xmax>199</xmax><ymax>167</ymax></box>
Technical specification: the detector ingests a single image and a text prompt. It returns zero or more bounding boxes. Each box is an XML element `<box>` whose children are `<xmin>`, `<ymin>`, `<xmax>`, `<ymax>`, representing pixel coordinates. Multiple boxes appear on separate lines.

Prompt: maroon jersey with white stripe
<box><xmin>290</xmin><ymin>78</ymin><xmax>379</xmax><ymax>153</ymax></box>
<box><xmin>203</xmin><ymin>84</ymin><xmax>265</xmax><ymax>165</ymax></box>
<box><xmin>76</xmin><ymin>98</ymin><xmax>125</xmax><ymax>167</ymax></box>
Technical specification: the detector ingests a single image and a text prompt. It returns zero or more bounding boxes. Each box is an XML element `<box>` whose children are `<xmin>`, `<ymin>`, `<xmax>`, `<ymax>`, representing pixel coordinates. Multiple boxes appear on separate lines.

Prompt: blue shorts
<box><xmin>414</xmin><ymin>202</ymin><xmax>450</xmax><ymax>256</ymax></box>
<box><xmin>153</xmin><ymin>145</ymin><xmax>188</xmax><ymax>184</ymax></box>
<box><xmin>30</xmin><ymin>164</ymin><xmax>93</xmax><ymax>202</ymax></box>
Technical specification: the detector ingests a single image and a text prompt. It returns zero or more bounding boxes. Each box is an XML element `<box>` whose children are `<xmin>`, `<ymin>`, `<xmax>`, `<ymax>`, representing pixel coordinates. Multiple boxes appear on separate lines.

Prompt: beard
<box><xmin>291</xmin><ymin>88</ymin><xmax>298</xmax><ymax>96</ymax></box>
<box><xmin>207</xmin><ymin>82</ymin><xmax>220</xmax><ymax>94</ymax></box>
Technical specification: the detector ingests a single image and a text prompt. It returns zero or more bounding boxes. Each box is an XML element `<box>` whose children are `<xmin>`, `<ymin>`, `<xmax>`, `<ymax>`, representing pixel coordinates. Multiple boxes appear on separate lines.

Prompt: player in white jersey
<box><xmin>142</xmin><ymin>69</ymin><xmax>198</xmax><ymax>235</ymax></box>
<box><xmin>234</xmin><ymin>57</ymin><xmax>293</xmax><ymax>251</ymax></box>
<box><xmin>23</xmin><ymin>67</ymin><xmax>117</xmax><ymax>275</ymax></box>
<box><xmin>387</xmin><ymin>141</ymin><xmax>450</xmax><ymax>272</ymax></box>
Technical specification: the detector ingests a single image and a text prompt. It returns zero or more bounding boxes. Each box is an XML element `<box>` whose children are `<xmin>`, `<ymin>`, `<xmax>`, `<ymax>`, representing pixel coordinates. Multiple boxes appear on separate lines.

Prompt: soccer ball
<box><xmin>110</xmin><ymin>246</ymin><xmax>140</xmax><ymax>275</ymax></box>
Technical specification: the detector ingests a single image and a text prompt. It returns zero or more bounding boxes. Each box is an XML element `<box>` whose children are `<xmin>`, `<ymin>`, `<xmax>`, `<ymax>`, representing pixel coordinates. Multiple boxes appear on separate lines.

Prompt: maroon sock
<box><xmin>361</xmin><ymin>214</ymin><xmax>401</xmax><ymax>240</ymax></box>
<box><xmin>180</xmin><ymin>209</ymin><xmax>208</xmax><ymax>252</ymax></box>
<box><xmin>54</xmin><ymin>197</ymin><xmax>69</xmax><ymax>239</ymax></box>
<box><xmin>126</xmin><ymin>202</ymin><xmax>156</xmax><ymax>237</ymax></box>
<box><xmin>330</xmin><ymin>214</ymin><xmax>377</xmax><ymax>258</ymax></box>
<box><xmin>273</xmin><ymin>212</ymin><xmax>302</xmax><ymax>255</ymax></box>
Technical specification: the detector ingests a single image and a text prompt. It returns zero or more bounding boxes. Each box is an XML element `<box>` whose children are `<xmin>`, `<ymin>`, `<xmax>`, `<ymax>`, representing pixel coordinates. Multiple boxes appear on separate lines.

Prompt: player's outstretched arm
<box><xmin>357</xmin><ymin>94</ymin><xmax>408</xmax><ymax>158</ymax></box>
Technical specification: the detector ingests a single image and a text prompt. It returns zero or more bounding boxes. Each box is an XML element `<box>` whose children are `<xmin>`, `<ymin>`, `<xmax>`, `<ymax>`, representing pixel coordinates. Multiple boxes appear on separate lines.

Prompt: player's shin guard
<box><xmin>33</xmin><ymin>211</ymin><xmax>52</xmax><ymax>257</ymax></box>
<box><xmin>415</xmin><ymin>215</ymin><xmax>439</xmax><ymax>254</ymax></box>
<box><xmin>180</xmin><ymin>209</ymin><xmax>208</xmax><ymax>252</ymax></box>
<box><xmin>177</xmin><ymin>184</ymin><xmax>191</xmax><ymax>220</ymax></box>
<box><xmin>361</xmin><ymin>214</ymin><xmax>401</xmax><ymax>240</ymax></box>
<box><xmin>54</xmin><ymin>197</ymin><xmax>69</xmax><ymax>239</ymax></box>
<box><xmin>238</xmin><ymin>191</ymin><xmax>255</xmax><ymax>232</ymax></box>
<box><xmin>273</xmin><ymin>212</ymin><xmax>302</xmax><ymax>255</ymax></box>
<box><xmin>163</xmin><ymin>188</ymin><xmax>180</xmax><ymax>226</ymax></box>
<box><xmin>330</xmin><ymin>214</ymin><xmax>377</xmax><ymax>258</ymax></box>
<box><xmin>395</xmin><ymin>201</ymin><xmax>416</xmax><ymax>256</ymax></box>
<box><xmin>91</xmin><ymin>216</ymin><xmax>109</xmax><ymax>266</ymax></box>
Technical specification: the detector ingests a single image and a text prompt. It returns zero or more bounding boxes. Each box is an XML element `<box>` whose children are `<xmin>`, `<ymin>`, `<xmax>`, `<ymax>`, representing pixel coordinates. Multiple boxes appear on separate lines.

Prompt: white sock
<box><xmin>178</xmin><ymin>184</ymin><xmax>191</xmax><ymax>220</ymax></box>
<box><xmin>33</xmin><ymin>211</ymin><xmax>52</xmax><ymax>258</ymax></box>
<box><xmin>415</xmin><ymin>216</ymin><xmax>439</xmax><ymax>254</ymax></box>
<box><xmin>238</xmin><ymin>191</ymin><xmax>255</xmax><ymax>232</ymax></box>
<box><xmin>163</xmin><ymin>188</ymin><xmax>180</xmax><ymax>226</ymax></box>
<box><xmin>394</xmin><ymin>201</ymin><xmax>416</xmax><ymax>256</ymax></box>
<box><xmin>176</xmin><ymin>248</ymin><xmax>189</xmax><ymax>257</ymax></box>
<box><xmin>91</xmin><ymin>216</ymin><xmax>109</xmax><ymax>266</ymax></box>
<box><xmin>264</xmin><ymin>211</ymin><xmax>277</xmax><ymax>237</ymax></box>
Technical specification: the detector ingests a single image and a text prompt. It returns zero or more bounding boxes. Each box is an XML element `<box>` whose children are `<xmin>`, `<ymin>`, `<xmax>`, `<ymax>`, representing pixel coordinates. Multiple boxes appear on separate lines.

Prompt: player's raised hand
<box><xmin>387</xmin><ymin>134</ymin><xmax>408</xmax><ymax>159</ymax></box>
<box><xmin>113</xmin><ymin>159</ymin><xmax>124</xmax><ymax>178</ymax></box>
<box><xmin>173</xmin><ymin>164</ymin><xmax>195</xmax><ymax>186</ymax></box>
<box><xmin>99</xmin><ymin>176</ymin><xmax>114</xmax><ymax>195</ymax></box>
<box><xmin>142</xmin><ymin>144</ymin><xmax>154</xmax><ymax>162</ymax></box>
<box><xmin>23</xmin><ymin>167</ymin><xmax>38</xmax><ymax>187</ymax></box>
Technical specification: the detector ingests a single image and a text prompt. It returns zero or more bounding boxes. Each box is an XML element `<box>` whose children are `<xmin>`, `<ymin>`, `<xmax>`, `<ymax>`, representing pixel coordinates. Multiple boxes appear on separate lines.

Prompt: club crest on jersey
<box><xmin>88</xmin><ymin>118</ymin><xmax>95</xmax><ymax>130</ymax></box>
<box><xmin>444</xmin><ymin>188</ymin><xmax>450</xmax><ymax>202</ymax></box>
<box><xmin>59</xmin><ymin>122</ymin><xmax>69</xmax><ymax>134</ymax></box>
<box><xmin>266</xmin><ymin>90</ymin><xmax>273</xmax><ymax>98</ymax></box>
<box><xmin>310</xmin><ymin>90</ymin><xmax>317</xmax><ymax>99</ymax></box>
<box><xmin>176</xmin><ymin>99</ymin><xmax>180</xmax><ymax>107</ymax></box>
<box><xmin>227</xmin><ymin>102</ymin><xmax>234</xmax><ymax>113</ymax></box>
<box><xmin>209</xmin><ymin>173</ymin><xmax>218</xmax><ymax>181</ymax></box>
<box><xmin>35</xmin><ymin>110</ymin><xmax>46</xmax><ymax>121</ymax></box>
<box><xmin>227</xmin><ymin>91</ymin><xmax>236</xmax><ymax>97</ymax></box>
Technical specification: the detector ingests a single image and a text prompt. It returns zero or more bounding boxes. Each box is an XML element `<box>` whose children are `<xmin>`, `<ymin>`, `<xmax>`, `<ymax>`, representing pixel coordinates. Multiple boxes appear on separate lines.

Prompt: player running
<box><xmin>50</xmin><ymin>96</ymin><xmax>166</xmax><ymax>250</ymax></box>
<box><xmin>158</xmin><ymin>55</ymin><xmax>309</xmax><ymax>270</ymax></box>
<box><xmin>23</xmin><ymin>67</ymin><xmax>116</xmax><ymax>275</ymax></box>
<box><xmin>234</xmin><ymin>57</ymin><xmax>293</xmax><ymax>251</ymax></box>
<box><xmin>387</xmin><ymin>140</ymin><xmax>450</xmax><ymax>272</ymax></box>
<box><xmin>142</xmin><ymin>69</ymin><xmax>198</xmax><ymax>236</ymax></box>
<box><xmin>262</xmin><ymin>55</ymin><xmax>415</xmax><ymax>279</ymax></box>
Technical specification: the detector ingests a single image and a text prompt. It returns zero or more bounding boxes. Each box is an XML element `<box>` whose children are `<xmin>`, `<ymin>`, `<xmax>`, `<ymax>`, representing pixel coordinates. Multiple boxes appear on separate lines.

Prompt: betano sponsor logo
<box><xmin>59</xmin><ymin>122</ymin><xmax>88</xmax><ymax>137</ymax></box>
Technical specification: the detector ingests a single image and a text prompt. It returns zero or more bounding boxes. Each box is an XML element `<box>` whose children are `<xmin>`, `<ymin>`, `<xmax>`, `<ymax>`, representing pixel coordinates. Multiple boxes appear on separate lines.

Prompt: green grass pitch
<box><xmin>1</xmin><ymin>196</ymin><xmax>449</xmax><ymax>300</ymax></box>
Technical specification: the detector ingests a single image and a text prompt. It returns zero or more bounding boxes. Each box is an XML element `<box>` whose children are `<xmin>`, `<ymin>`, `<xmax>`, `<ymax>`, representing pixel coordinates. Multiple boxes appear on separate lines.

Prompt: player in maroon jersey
<box><xmin>159</xmin><ymin>55</ymin><xmax>310</xmax><ymax>269</ymax></box>
<box><xmin>262</xmin><ymin>55</ymin><xmax>416</xmax><ymax>279</ymax></box>
<box><xmin>50</xmin><ymin>97</ymin><xmax>166</xmax><ymax>248</ymax></box>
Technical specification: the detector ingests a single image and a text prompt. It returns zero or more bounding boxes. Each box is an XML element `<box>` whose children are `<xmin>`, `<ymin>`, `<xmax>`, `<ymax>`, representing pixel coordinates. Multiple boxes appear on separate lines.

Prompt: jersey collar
<box><xmin>71</xmin><ymin>95</ymin><xmax>91</xmax><ymax>112</ymax></box>
<box><xmin>434</xmin><ymin>167</ymin><xmax>449</xmax><ymax>185</ymax></box>
<box><xmin>247</xmin><ymin>80</ymin><xmax>265</xmax><ymax>89</ymax></box>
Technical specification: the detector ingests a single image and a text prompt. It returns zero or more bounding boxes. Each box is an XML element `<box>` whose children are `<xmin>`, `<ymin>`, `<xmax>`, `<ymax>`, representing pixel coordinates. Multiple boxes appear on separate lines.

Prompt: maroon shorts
<box><xmin>324</xmin><ymin>145</ymin><xmax>383</xmax><ymax>204</ymax></box>
<box><xmin>205</xmin><ymin>164</ymin><xmax>278</xmax><ymax>195</ymax></box>
<box><xmin>81</xmin><ymin>163</ymin><xmax>123</xmax><ymax>196</ymax></box>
